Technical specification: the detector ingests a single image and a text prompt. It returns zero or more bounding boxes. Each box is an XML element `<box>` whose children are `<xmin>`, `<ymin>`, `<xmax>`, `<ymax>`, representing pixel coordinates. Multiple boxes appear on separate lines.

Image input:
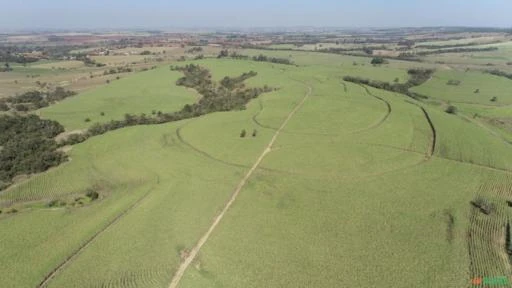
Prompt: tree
<box><xmin>371</xmin><ymin>57</ymin><xmax>386</xmax><ymax>65</ymax></box>
<box><xmin>252</xmin><ymin>129</ymin><xmax>257</xmax><ymax>137</ymax></box>
<box><xmin>445</xmin><ymin>105</ymin><xmax>457</xmax><ymax>114</ymax></box>
<box><xmin>240</xmin><ymin>129</ymin><xmax>246</xmax><ymax>138</ymax></box>
<box><xmin>218</xmin><ymin>50</ymin><xmax>229</xmax><ymax>58</ymax></box>
<box><xmin>490</xmin><ymin>96</ymin><xmax>498</xmax><ymax>102</ymax></box>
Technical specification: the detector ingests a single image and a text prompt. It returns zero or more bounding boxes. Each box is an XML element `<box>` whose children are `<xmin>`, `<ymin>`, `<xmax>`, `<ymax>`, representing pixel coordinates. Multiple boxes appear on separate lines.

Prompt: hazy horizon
<box><xmin>1</xmin><ymin>0</ymin><xmax>511</xmax><ymax>30</ymax></box>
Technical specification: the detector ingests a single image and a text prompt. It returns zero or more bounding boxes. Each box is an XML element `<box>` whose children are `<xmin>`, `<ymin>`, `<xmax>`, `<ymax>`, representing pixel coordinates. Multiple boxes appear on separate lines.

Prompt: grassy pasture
<box><xmin>412</xmin><ymin>70</ymin><xmax>512</xmax><ymax>105</ymax></box>
<box><xmin>38</xmin><ymin>66</ymin><xmax>199</xmax><ymax>130</ymax></box>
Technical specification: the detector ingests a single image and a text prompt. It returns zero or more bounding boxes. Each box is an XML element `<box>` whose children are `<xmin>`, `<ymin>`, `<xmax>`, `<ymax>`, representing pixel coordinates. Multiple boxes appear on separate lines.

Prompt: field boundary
<box><xmin>36</xmin><ymin>178</ymin><xmax>158</xmax><ymax>288</ymax></box>
<box><xmin>167</xmin><ymin>84</ymin><xmax>312</xmax><ymax>288</ymax></box>
<box><xmin>353</xmin><ymin>84</ymin><xmax>392</xmax><ymax>134</ymax></box>
<box><xmin>175</xmin><ymin>121</ymin><xmax>250</xmax><ymax>169</ymax></box>
<box><xmin>418</xmin><ymin>106</ymin><xmax>436</xmax><ymax>156</ymax></box>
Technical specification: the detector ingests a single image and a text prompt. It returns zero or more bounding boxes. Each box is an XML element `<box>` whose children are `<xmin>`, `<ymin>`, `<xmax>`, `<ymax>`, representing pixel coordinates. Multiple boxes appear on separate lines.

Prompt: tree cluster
<box><xmin>75</xmin><ymin>54</ymin><xmax>106</xmax><ymax>67</ymax></box>
<box><xmin>103</xmin><ymin>66</ymin><xmax>133</xmax><ymax>75</ymax></box>
<box><xmin>0</xmin><ymin>114</ymin><xmax>66</xmax><ymax>190</ymax></box>
<box><xmin>371</xmin><ymin>57</ymin><xmax>387</xmax><ymax>65</ymax></box>
<box><xmin>0</xmin><ymin>87</ymin><xmax>77</xmax><ymax>112</ymax></box>
<box><xmin>186</xmin><ymin>47</ymin><xmax>203</xmax><ymax>53</ymax></box>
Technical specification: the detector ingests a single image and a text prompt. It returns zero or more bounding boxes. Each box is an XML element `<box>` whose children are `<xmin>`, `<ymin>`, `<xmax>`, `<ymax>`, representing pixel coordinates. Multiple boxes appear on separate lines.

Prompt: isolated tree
<box><xmin>371</xmin><ymin>57</ymin><xmax>385</xmax><ymax>65</ymax></box>
<box><xmin>490</xmin><ymin>96</ymin><xmax>497</xmax><ymax>102</ymax></box>
<box><xmin>445</xmin><ymin>105</ymin><xmax>457</xmax><ymax>114</ymax></box>
<box><xmin>474</xmin><ymin>88</ymin><xmax>480</xmax><ymax>94</ymax></box>
<box><xmin>252</xmin><ymin>129</ymin><xmax>257</xmax><ymax>137</ymax></box>
<box><xmin>240</xmin><ymin>129</ymin><xmax>247</xmax><ymax>138</ymax></box>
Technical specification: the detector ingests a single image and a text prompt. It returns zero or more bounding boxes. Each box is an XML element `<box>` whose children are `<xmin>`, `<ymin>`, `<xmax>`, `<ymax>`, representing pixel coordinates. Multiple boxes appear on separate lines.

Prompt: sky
<box><xmin>0</xmin><ymin>0</ymin><xmax>510</xmax><ymax>30</ymax></box>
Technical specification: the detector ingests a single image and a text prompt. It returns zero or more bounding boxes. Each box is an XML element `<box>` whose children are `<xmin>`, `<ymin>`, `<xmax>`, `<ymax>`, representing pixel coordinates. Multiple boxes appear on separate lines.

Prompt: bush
<box><xmin>84</xmin><ymin>118</ymin><xmax>91</xmax><ymax>122</ymax></box>
<box><xmin>14</xmin><ymin>104</ymin><xmax>29</xmax><ymax>112</ymax></box>
<box><xmin>446</xmin><ymin>79</ymin><xmax>461</xmax><ymax>86</ymax></box>
<box><xmin>252</xmin><ymin>129</ymin><xmax>257</xmax><ymax>137</ymax></box>
<box><xmin>490</xmin><ymin>96</ymin><xmax>497</xmax><ymax>102</ymax></box>
<box><xmin>471</xmin><ymin>197</ymin><xmax>494</xmax><ymax>215</ymax></box>
<box><xmin>445</xmin><ymin>105</ymin><xmax>457</xmax><ymax>114</ymax></box>
<box><xmin>371</xmin><ymin>57</ymin><xmax>386</xmax><ymax>65</ymax></box>
<box><xmin>0</xmin><ymin>102</ymin><xmax>9</xmax><ymax>111</ymax></box>
<box><xmin>85</xmin><ymin>189</ymin><xmax>99</xmax><ymax>201</ymax></box>
<box><xmin>474</xmin><ymin>89</ymin><xmax>480</xmax><ymax>94</ymax></box>
<box><xmin>240</xmin><ymin>129</ymin><xmax>247</xmax><ymax>138</ymax></box>
<box><xmin>100</xmin><ymin>112</ymin><xmax>105</xmax><ymax>116</ymax></box>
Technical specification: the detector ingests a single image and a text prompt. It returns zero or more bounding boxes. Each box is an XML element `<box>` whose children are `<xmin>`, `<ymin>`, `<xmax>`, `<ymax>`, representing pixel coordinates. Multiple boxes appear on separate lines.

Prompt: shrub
<box><xmin>474</xmin><ymin>88</ymin><xmax>480</xmax><ymax>94</ymax></box>
<box><xmin>240</xmin><ymin>129</ymin><xmax>247</xmax><ymax>138</ymax></box>
<box><xmin>445</xmin><ymin>105</ymin><xmax>457</xmax><ymax>114</ymax></box>
<box><xmin>0</xmin><ymin>102</ymin><xmax>9</xmax><ymax>111</ymax></box>
<box><xmin>490</xmin><ymin>96</ymin><xmax>497</xmax><ymax>102</ymax></box>
<box><xmin>100</xmin><ymin>112</ymin><xmax>105</xmax><ymax>116</ymax></box>
<box><xmin>14</xmin><ymin>104</ymin><xmax>29</xmax><ymax>112</ymax></box>
<box><xmin>85</xmin><ymin>189</ymin><xmax>99</xmax><ymax>201</ymax></box>
<box><xmin>446</xmin><ymin>80</ymin><xmax>461</xmax><ymax>86</ymax></box>
<box><xmin>84</xmin><ymin>118</ymin><xmax>91</xmax><ymax>122</ymax></box>
<box><xmin>371</xmin><ymin>57</ymin><xmax>386</xmax><ymax>65</ymax></box>
<box><xmin>252</xmin><ymin>129</ymin><xmax>257</xmax><ymax>137</ymax></box>
<box><xmin>471</xmin><ymin>196</ymin><xmax>494</xmax><ymax>215</ymax></box>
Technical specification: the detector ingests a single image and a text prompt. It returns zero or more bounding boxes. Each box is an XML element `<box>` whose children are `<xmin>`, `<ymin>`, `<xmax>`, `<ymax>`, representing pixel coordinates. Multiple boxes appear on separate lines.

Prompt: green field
<box><xmin>2</xmin><ymin>49</ymin><xmax>512</xmax><ymax>288</ymax></box>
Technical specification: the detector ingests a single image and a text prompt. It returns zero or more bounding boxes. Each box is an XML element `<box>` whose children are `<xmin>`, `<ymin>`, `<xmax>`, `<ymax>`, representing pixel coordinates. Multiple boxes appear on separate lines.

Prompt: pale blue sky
<box><xmin>0</xmin><ymin>0</ymin><xmax>510</xmax><ymax>30</ymax></box>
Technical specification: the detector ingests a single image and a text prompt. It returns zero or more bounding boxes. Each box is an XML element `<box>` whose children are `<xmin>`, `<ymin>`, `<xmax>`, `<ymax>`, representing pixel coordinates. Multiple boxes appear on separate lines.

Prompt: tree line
<box><xmin>343</xmin><ymin>68</ymin><xmax>434</xmax><ymax>100</ymax></box>
<box><xmin>486</xmin><ymin>69</ymin><xmax>512</xmax><ymax>80</ymax></box>
<box><xmin>217</xmin><ymin>50</ymin><xmax>295</xmax><ymax>65</ymax></box>
<box><xmin>0</xmin><ymin>87</ymin><xmax>77</xmax><ymax>112</ymax></box>
<box><xmin>416</xmin><ymin>47</ymin><xmax>498</xmax><ymax>56</ymax></box>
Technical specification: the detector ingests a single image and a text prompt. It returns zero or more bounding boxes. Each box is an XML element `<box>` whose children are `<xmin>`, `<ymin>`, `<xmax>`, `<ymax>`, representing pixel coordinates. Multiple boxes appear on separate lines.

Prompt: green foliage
<box><xmin>218</xmin><ymin>50</ymin><xmax>294</xmax><ymax>65</ymax></box>
<box><xmin>417</xmin><ymin>46</ymin><xmax>498</xmax><ymax>56</ymax></box>
<box><xmin>445</xmin><ymin>105</ymin><xmax>457</xmax><ymax>114</ymax></box>
<box><xmin>371</xmin><ymin>57</ymin><xmax>386</xmax><ymax>65</ymax></box>
<box><xmin>446</xmin><ymin>79</ymin><xmax>461</xmax><ymax>86</ymax></box>
<box><xmin>486</xmin><ymin>69</ymin><xmax>512</xmax><ymax>80</ymax></box>
<box><xmin>0</xmin><ymin>115</ymin><xmax>65</xmax><ymax>189</ymax></box>
<box><xmin>240</xmin><ymin>129</ymin><xmax>246</xmax><ymax>138</ymax></box>
<box><xmin>343</xmin><ymin>68</ymin><xmax>434</xmax><ymax>100</ymax></box>
<box><xmin>186</xmin><ymin>47</ymin><xmax>203</xmax><ymax>53</ymax></box>
<box><xmin>1</xmin><ymin>88</ymin><xmax>77</xmax><ymax>111</ymax></box>
<box><xmin>85</xmin><ymin>189</ymin><xmax>99</xmax><ymax>201</ymax></box>
<box><xmin>470</xmin><ymin>196</ymin><xmax>494</xmax><ymax>215</ymax></box>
